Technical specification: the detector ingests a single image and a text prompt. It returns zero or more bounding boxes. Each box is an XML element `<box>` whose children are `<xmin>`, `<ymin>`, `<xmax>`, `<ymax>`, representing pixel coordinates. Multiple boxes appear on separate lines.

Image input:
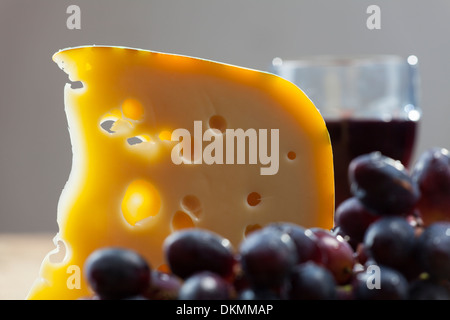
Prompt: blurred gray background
<box><xmin>1</xmin><ymin>0</ymin><xmax>449</xmax><ymax>233</ymax></box>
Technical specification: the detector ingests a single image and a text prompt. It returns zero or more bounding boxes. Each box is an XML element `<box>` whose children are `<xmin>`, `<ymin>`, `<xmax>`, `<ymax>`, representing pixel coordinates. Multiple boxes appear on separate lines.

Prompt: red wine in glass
<box><xmin>326</xmin><ymin>118</ymin><xmax>418</xmax><ymax>207</ymax></box>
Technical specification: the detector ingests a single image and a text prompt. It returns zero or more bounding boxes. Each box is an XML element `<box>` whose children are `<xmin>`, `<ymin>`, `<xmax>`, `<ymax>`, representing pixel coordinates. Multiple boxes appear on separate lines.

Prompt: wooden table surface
<box><xmin>0</xmin><ymin>233</ymin><xmax>55</xmax><ymax>300</ymax></box>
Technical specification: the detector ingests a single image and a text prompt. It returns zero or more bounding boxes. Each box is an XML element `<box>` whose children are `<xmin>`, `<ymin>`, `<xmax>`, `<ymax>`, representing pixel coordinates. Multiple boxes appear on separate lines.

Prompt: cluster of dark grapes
<box><xmin>334</xmin><ymin>148</ymin><xmax>450</xmax><ymax>299</ymax></box>
<box><xmin>81</xmin><ymin>148</ymin><xmax>450</xmax><ymax>300</ymax></box>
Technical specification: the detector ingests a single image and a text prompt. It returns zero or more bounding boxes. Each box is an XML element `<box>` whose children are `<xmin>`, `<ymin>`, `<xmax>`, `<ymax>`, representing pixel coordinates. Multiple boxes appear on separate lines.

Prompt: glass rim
<box><xmin>272</xmin><ymin>54</ymin><xmax>417</xmax><ymax>68</ymax></box>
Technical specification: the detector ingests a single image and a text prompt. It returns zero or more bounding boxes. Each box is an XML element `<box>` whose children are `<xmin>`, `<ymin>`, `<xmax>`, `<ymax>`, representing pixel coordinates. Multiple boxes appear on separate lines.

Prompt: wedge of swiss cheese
<box><xmin>27</xmin><ymin>46</ymin><xmax>334</xmax><ymax>299</ymax></box>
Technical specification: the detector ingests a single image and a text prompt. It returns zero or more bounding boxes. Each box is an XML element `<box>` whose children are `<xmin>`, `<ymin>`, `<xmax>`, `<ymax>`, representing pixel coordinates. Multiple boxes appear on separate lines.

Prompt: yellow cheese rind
<box><xmin>27</xmin><ymin>46</ymin><xmax>334</xmax><ymax>300</ymax></box>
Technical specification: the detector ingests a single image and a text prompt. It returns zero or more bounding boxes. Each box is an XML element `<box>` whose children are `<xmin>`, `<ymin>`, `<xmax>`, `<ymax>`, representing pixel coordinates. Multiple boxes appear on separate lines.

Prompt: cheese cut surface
<box><xmin>27</xmin><ymin>46</ymin><xmax>334</xmax><ymax>299</ymax></box>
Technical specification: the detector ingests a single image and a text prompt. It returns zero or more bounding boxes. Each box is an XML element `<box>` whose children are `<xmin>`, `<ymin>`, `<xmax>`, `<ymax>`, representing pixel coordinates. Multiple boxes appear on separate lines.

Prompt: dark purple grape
<box><xmin>310</xmin><ymin>228</ymin><xmax>355</xmax><ymax>285</ymax></box>
<box><xmin>163</xmin><ymin>228</ymin><xmax>235</xmax><ymax>280</ymax></box>
<box><xmin>353</xmin><ymin>265</ymin><xmax>409</xmax><ymax>300</ymax></box>
<box><xmin>239</xmin><ymin>227</ymin><xmax>297</xmax><ymax>290</ymax></box>
<box><xmin>417</xmin><ymin>222</ymin><xmax>450</xmax><ymax>280</ymax></box>
<box><xmin>334</xmin><ymin>197</ymin><xmax>379</xmax><ymax>245</ymax></box>
<box><xmin>396</xmin><ymin>245</ymin><xmax>424</xmax><ymax>281</ymax></box>
<box><xmin>348</xmin><ymin>152</ymin><xmax>420</xmax><ymax>215</ymax></box>
<box><xmin>264</xmin><ymin>222</ymin><xmax>323</xmax><ymax>264</ymax></box>
<box><xmin>144</xmin><ymin>270</ymin><xmax>182</xmax><ymax>300</ymax></box>
<box><xmin>84</xmin><ymin>247</ymin><xmax>151</xmax><ymax>300</ymax></box>
<box><xmin>231</xmin><ymin>266</ymin><xmax>250</xmax><ymax>294</ymax></box>
<box><xmin>238</xmin><ymin>288</ymin><xmax>282</xmax><ymax>300</ymax></box>
<box><xmin>178</xmin><ymin>271</ymin><xmax>232</xmax><ymax>300</ymax></box>
<box><xmin>363</xmin><ymin>217</ymin><xmax>416</xmax><ymax>271</ymax></box>
<box><xmin>409</xmin><ymin>278</ymin><xmax>450</xmax><ymax>300</ymax></box>
<box><xmin>288</xmin><ymin>262</ymin><xmax>337</xmax><ymax>300</ymax></box>
<box><xmin>412</xmin><ymin>147</ymin><xmax>450</xmax><ymax>225</ymax></box>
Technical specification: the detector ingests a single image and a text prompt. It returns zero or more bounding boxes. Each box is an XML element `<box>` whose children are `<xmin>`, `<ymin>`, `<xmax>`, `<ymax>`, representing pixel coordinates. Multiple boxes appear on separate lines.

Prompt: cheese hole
<box><xmin>70</xmin><ymin>80</ymin><xmax>84</xmax><ymax>89</ymax></box>
<box><xmin>100</xmin><ymin>109</ymin><xmax>123</xmax><ymax>134</ymax></box>
<box><xmin>48</xmin><ymin>239</ymin><xmax>68</xmax><ymax>264</ymax></box>
<box><xmin>121</xmin><ymin>180</ymin><xmax>161</xmax><ymax>226</ymax></box>
<box><xmin>100</xmin><ymin>119</ymin><xmax>116</xmax><ymax>134</ymax></box>
<box><xmin>111</xmin><ymin>118</ymin><xmax>134</xmax><ymax>134</ymax></box>
<box><xmin>181</xmin><ymin>195</ymin><xmax>202</xmax><ymax>218</ymax></box>
<box><xmin>159</xmin><ymin>130</ymin><xmax>172</xmax><ymax>141</ymax></box>
<box><xmin>122</xmin><ymin>98</ymin><xmax>144</xmax><ymax>121</ymax></box>
<box><xmin>209</xmin><ymin>115</ymin><xmax>227</xmax><ymax>133</ymax></box>
<box><xmin>127</xmin><ymin>135</ymin><xmax>150</xmax><ymax>146</ymax></box>
<box><xmin>247</xmin><ymin>192</ymin><xmax>261</xmax><ymax>206</ymax></box>
<box><xmin>244</xmin><ymin>224</ymin><xmax>262</xmax><ymax>237</ymax></box>
<box><xmin>127</xmin><ymin>136</ymin><xmax>145</xmax><ymax>146</ymax></box>
<box><xmin>287</xmin><ymin>151</ymin><xmax>297</xmax><ymax>160</ymax></box>
<box><xmin>171</xmin><ymin>210</ymin><xmax>195</xmax><ymax>231</ymax></box>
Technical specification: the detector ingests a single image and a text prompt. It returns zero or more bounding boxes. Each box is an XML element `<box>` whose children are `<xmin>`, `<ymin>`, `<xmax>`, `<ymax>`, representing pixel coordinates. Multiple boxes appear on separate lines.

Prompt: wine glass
<box><xmin>271</xmin><ymin>54</ymin><xmax>421</xmax><ymax>208</ymax></box>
